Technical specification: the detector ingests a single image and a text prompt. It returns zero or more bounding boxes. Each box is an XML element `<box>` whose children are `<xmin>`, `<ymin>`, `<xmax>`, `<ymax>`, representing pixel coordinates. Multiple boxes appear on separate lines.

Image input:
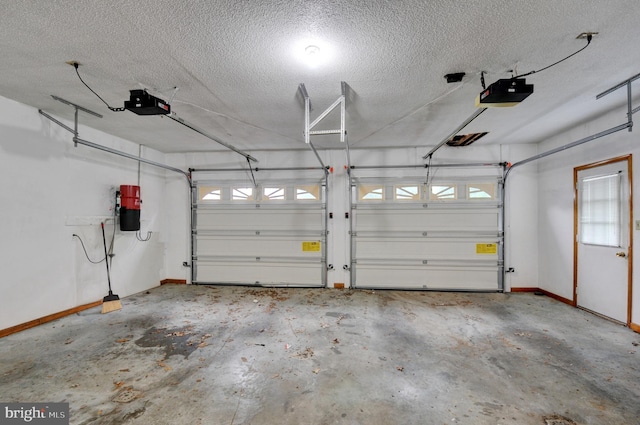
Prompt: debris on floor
<box><xmin>157</xmin><ymin>360</ymin><xmax>171</xmax><ymax>371</ymax></box>
<box><xmin>291</xmin><ymin>347</ymin><xmax>314</xmax><ymax>359</ymax></box>
<box><xmin>113</xmin><ymin>388</ymin><xmax>142</xmax><ymax>403</ymax></box>
<box><xmin>543</xmin><ymin>414</ymin><xmax>577</xmax><ymax>425</ymax></box>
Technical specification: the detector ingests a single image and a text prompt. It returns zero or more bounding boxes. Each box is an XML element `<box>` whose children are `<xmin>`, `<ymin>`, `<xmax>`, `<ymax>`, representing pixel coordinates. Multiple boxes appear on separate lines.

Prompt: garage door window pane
<box><xmin>359</xmin><ymin>184</ymin><xmax>384</xmax><ymax>201</ymax></box>
<box><xmin>430</xmin><ymin>184</ymin><xmax>457</xmax><ymax>200</ymax></box>
<box><xmin>199</xmin><ymin>186</ymin><xmax>221</xmax><ymax>201</ymax></box>
<box><xmin>263</xmin><ymin>187</ymin><xmax>285</xmax><ymax>200</ymax></box>
<box><xmin>469</xmin><ymin>183</ymin><xmax>496</xmax><ymax>199</ymax></box>
<box><xmin>579</xmin><ymin>173</ymin><xmax>621</xmax><ymax>247</ymax></box>
<box><xmin>395</xmin><ymin>185</ymin><xmax>420</xmax><ymax>200</ymax></box>
<box><xmin>232</xmin><ymin>187</ymin><xmax>254</xmax><ymax>201</ymax></box>
<box><xmin>296</xmin><ymin>185</ymin><xmax>320</xmax><ymax>200</ymax></box>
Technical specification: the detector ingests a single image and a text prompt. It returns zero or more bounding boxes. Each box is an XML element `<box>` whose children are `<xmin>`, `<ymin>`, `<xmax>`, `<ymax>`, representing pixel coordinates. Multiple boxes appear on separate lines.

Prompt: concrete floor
<box><xmin>1</xmin><ymin>285</ymin><xmax>639</xmax><ymax>425</ymax></box>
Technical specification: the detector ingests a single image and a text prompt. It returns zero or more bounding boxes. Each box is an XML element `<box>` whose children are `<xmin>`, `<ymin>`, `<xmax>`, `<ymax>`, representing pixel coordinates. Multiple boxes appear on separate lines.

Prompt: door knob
<box><xmin>616</xmin><ymin>251</ymin><xmax>627</xmax><ymax>258</ymax></box>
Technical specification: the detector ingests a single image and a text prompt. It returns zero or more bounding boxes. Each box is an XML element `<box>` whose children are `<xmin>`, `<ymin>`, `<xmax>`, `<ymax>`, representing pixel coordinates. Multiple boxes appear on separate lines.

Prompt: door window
<box><xmin>579</xmin><ymin>173</ymin><xmax>621</xmax><ymax>247</ymax></box>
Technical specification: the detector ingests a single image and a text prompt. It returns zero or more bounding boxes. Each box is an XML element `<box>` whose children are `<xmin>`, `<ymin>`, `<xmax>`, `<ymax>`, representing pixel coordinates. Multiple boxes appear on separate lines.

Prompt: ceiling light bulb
<box><xmin>305</xmin><ymin>45</ymin><xmax>320</xmax><ymax>56</ymax></box>
<box><xmin>304</xmin><ymin>45</ymin><xmax>321</xmax><ymax>67</ymax></box>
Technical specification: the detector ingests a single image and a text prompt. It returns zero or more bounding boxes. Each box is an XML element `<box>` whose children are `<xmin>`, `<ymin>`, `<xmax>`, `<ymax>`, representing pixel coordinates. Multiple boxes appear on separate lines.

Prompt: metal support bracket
<box><xmin>47</xmin><ymin>95</ymin><xmax>103</xmax><ymax>147</ymax></box>
<box><xmin>300</xmin><ymin>81</ymin><xmax>347</xmax><ymax>144</ymax></box>
<box><xmin>39</xmin><ymin>95</ymin><xmax>191</xmax><ymax>182</ymax></box>
<box><xmin>596</xmin><ymin>71</ymin><xmax>640</xmax><ymax>131</ymax></box>
<box><xmin>506</xmin><ymin>71</ymin><xmax>639</xmax><ymax>180</ymax></box>
<box><xmin>298</xmin><ymin>82</ymin><xmax>348</xmax><ymax>173</ymax></box>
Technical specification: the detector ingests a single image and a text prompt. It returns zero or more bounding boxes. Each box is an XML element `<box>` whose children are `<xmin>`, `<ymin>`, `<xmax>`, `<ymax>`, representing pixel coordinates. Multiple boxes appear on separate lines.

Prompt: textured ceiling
<box><xmin>0</xmin><ymin>0</ymin><xmax>639</xmax><ymax>155</ymax></box>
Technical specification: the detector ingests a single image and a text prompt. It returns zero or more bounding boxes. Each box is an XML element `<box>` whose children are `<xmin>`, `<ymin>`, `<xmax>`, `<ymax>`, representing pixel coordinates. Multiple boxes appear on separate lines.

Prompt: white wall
<box><xmin>537</xmin><ymin>102</ymin><xmax>639</xmax><ymax>325</ymax></box>
<box><xmin>166</xmin><ymin>143</ymin><xmax>539</xmax><ymax>291</ymax></box>
<box><xmin>0</xmin><ymin>95</ymin><xmax>167</xmax><ymax>330</ymax></box>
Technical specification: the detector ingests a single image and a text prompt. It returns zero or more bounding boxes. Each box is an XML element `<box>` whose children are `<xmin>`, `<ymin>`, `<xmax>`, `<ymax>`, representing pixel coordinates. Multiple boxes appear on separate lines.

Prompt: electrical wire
<box><xmin>73</xmin><ymin>234</ymin><xmax>105</xmax><ymax>264</ymax></box>
<box><xmin>108</xmin><ymin>192</ymin><xmax>118</xmax><ymax>265</ymax></box>
<box><xmin>514</xmin><ymin>35</ymin><xmax>592</xmax><ymax>79</ymax></box>
<box><xmin>73</xmin><ymin>63</ymin><xmax>126</xmax><ymax>112</ymax></box>
<box><xmin>136</xmin><ymin>230</ymin><xmax>152</xmax><ymax>242</ymax></box>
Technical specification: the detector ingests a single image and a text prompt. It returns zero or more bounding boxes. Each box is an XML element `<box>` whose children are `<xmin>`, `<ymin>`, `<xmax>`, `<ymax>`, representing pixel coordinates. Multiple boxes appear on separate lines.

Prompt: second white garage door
<box><xmin>350</xmin><ymin>176</ymin><xmax>504</xmax><ymax>291</ymax></box>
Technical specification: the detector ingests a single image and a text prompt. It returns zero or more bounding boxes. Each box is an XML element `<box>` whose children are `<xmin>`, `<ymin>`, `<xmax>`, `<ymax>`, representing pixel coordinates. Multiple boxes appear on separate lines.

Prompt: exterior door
<box><xmin>575</xmin><ymin>155</ymin><xmax>632</xmax><ymax>324</ymax></box>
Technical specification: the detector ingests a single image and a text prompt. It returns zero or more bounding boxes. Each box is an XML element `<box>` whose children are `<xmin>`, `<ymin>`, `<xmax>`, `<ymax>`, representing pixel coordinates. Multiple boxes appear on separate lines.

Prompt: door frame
<box><xmin>573</xmin><ymin>154</ymin><xmax>633</xmax><ymax>325</ymax></box>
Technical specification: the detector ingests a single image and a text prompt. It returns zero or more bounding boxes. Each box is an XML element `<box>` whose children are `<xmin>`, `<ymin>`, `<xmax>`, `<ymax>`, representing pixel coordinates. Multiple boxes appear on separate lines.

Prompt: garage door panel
<box><xmin>197</xmin><ymin>236</ymin><xmax>323</xmax><ymax>258</ymax></box>
<box><xmin>355</xmin><ymin>209</ymin><xmax>498</xmax><ymax>232</ymax></box>
<box><xmin>197</xmin><ymin>209</ymin><xmax>322</xmax><ymax>232</ymax></box>
<box><xmin>354</xmin><ymin>265</ymin><xmax>499</xmax><ymax>290</ymax></box>
<box><xmin>355</xmin><ymin>238</ymin><xmax>499</xmax><ymax>260</ymax></box>
<box><xmin>196</xmin><ymin>262</ymin><xmax>321</xmax><ymax>286</ymax></box>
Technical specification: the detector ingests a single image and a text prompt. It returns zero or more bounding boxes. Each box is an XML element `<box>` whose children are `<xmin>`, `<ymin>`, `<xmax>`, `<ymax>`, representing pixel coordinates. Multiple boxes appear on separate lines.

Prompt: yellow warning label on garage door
<box><xmin>302</xmin><ymin>241</ymin><xmax>321</xmax><ymax>252</ymax></box>
<box><xmin>476</xmin><ymin>243</ymin><xmax>497</xmax><ymax>254</ymax></box>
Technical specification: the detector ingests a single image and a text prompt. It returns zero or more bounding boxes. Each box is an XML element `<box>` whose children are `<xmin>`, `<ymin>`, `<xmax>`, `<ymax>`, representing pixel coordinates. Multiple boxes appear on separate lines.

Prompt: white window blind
<box><xmin>579</xmin><ymin>173</ymin><xmax>621</xmax><ymax>247</ymax></box>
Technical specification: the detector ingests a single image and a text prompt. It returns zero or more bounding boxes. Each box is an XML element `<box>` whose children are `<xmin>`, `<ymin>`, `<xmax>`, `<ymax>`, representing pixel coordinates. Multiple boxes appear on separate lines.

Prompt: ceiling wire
<box><xmin>73</xmin><ymin>63</ymin><xmax>126</xmax><ymax>112</ymax></box>
<box><xmin>352</xmin><ymin>82</ymin><xmax>465</xmax><ymax>146</ymax></box>
<box><xmin>172</xmin><ymin>99</ymin><xmax>300</xmax><ymax>143</ymax></box>
<box><xmin>425</xmin><ymin>154</ymin><xmax>437</xmax><ymax>187</ymax></box>
<box><xmin>247</xmin><ymin>157</ymin><xmax>257</xmax><ymax>188</ymax></box>
<box><xmin>514</xmin><ymin>34</ymin><xmax>593</xmax><ymax>79</ymax></box>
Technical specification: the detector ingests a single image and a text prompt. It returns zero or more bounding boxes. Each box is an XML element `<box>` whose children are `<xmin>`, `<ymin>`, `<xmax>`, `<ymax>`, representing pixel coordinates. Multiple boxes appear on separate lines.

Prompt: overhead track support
<box><xmin>350</xmin><ymin>162</ymin><xmax>505</xmax><ymax>170</ymax></box>
<box><xmin>190</xmin><ymin>166</ymin><xmax>327</xmax><ymax>173</ymax></box>
<box><xmin>299</xmin><ymin>82</ymin><xmax>347</xmax><ymax>144</ymax></box>
<box><xmin>72</xmin><ymin>136</ymin><xmax>190</xmax><ymax>179</ymax></box>
<box><xmin>506</xmin><ymin>71</ymin><xmax>639</xmax><ymax>180</ymax></box>
<box><xmin>166</xmin><ymin>113</ymin><xmax>258</xmax><ymax>163</ymax></box>
<box><xmin>39</xmin><ymin>96</ymin><xmax>190</xmax><ymax>182</ymax></box>
<box><xmin>298</xmin><ymin>82</ymin><xmax>349</xmax><ymax>172</ymax></box>
<box><xmin>596</xmin><ymin>71</ymin><xmax>640</xmax><ymax>129</ymax></box>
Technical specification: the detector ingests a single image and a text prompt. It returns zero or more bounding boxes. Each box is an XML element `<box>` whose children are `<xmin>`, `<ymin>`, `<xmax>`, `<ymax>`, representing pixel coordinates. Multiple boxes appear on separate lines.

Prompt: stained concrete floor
<box><xmin>1</xmin><ymin>285</ymin><xmax>639</xmax><ymax>425</ymax></box>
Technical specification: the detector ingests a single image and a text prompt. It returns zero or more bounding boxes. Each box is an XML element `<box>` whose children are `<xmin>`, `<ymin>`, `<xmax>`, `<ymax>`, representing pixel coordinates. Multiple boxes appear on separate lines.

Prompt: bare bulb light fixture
<box><xmin>304</xmin><ymin>45</ymin><xmax>321</xmax><ymax>67</ymax></box>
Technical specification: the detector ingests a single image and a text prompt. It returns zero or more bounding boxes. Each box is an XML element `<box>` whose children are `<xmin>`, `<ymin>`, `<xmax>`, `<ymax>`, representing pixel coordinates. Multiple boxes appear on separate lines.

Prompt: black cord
<box><xmin>425</xmin><ymin>154</ymin><xmax>433</xmax><ymax>186</ymax></box>
<box><xmin>73</xmin><ymin>234</ymin><xmax>105</xmax><ymax>264</ymax></box>
<box><xmin>514</xmin><ymin>35</ymin><xmax>592</xmax><ymax>79</ymax></box>
<box><xmin>73</xmin><ymin>63</ymin><xmax>126</xmax><ymax>112</ymax></box>
<box><xmin>247</xmin><ymin>157</ymin><xmax>257</xmax><ymax>188</ymax></box>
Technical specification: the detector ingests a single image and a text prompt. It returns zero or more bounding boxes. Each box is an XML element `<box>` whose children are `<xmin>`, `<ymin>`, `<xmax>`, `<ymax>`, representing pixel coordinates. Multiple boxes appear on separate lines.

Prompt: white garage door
<box><xmin>193</xmin><ymin>180</ymin><xmax>327</xmax><ymax>287</ymax></box>
<box><xmin>351</xmin><ymin>176</ymin><xmax>504</xmax><ymax>291</ymax></box>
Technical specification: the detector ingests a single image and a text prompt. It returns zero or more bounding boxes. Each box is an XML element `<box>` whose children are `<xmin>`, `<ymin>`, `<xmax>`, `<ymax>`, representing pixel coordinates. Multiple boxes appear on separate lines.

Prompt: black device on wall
<box><xmin>119</xmin><ymin>185</ymin><xmax>141</xmax><ymax>231</ymax></box>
